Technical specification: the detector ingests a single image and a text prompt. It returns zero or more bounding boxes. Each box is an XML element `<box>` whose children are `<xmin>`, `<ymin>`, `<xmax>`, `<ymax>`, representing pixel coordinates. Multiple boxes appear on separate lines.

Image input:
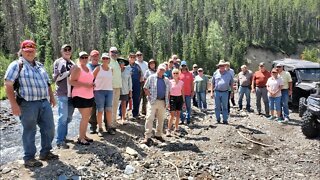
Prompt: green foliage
<box><xmin>301</xmin><ymin>48</ymin><xmax>320</xmax><ymax>63</ymax></box>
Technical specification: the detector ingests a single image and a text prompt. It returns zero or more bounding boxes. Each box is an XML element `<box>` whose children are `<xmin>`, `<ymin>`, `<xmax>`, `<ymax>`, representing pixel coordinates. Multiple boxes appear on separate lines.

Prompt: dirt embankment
<box><xmin>244</xmin><ymin>43</ymin><xmax>320</xmax><ymax>71</ymax></box>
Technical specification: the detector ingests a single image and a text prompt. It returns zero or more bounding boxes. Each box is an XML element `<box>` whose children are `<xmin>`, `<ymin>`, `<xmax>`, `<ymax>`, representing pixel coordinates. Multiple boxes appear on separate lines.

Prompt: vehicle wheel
<box><xmin>299</xmin><ymin>97</ymin><xmax>307</xmax><ymax>117</ymax></box>
<box><xmin>301</xmin><ymin>111</ymin><xmax>320</xmax><ymax>138</ymax></box>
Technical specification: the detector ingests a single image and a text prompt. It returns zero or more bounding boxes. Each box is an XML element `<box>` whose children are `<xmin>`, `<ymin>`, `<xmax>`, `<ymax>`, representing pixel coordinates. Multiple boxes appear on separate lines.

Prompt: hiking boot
<box><xmin>154</xmin><ymin>136</ymin><xmax>165</xmax><ymax>143</ymax></box>
<box><xmin>107</xmin><ymin>128</ymin><xmax>116</xmax><ymax>135</ymax></box>
<box><xmin>165</xmin><ymin>129</ymin><xmax>172</xmax><ymax>137</ymax></box>
<box><xmin>223</xmin><ymin>121</ymin><xmax>229</xmax><ymax>125</ymax></box>
<box><xmin>57</xmin><ymin>142</ymin><xmax>69</xmax><ymax>149</ymax></box>
<box><xmin>141</xmin><ymin>138</ymin><xmax>153</xmax><ymax>146</ymax></box>
<box><xmin>24</xmin><ymin>159</ymin><xmax>43</xmax><ymax>168</ymax></box>
<box><xmin>39</xmin><ymin>152</ymin><xmax>59</xmax><ymax>161</ymax></box>
<box><xmin>97</xmin><ymin>128</ymin><xmax>104</xmax><ymax>137</ymax></box>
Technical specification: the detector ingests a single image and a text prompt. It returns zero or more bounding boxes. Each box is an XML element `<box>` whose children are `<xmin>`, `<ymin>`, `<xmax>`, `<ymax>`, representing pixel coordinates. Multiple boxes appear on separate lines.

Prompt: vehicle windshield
<box><xmin>296</xmin><ymin>68</ymin><xmax>320</xmax><ymax>81</ymax></box>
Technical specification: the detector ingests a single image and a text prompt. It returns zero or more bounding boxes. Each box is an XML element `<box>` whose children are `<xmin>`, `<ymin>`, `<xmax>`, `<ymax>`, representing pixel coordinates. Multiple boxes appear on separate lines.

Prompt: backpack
<box><xmin>13</xmin><ymin>60</ymin><xmax>24</xmax><ymax>104</ymax></box>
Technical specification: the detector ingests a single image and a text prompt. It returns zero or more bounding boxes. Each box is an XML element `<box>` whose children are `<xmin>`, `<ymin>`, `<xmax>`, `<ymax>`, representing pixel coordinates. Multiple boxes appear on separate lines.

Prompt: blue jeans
<box><xmin>180</xmin><ymin>95</ymin><xmax>192</xmax><ymax>123</ymax></box>
<box><xmin>196</xmin><ymin>92</ymin><xmax>207</xmax><ymax>109</ymax></box>
<box><xmin>20</xmin><ymin>99</ymin><xmax>55</xmax><ymax>161</ymax></box>
<box><xmin>214</xmin><ymin>91</ymin><xmax>229</xmax><ymax>122</ymax></box>
<box><xmin>238</xmin><ymin>86</ymin><xmax>251</xmax><ymax>110</ymax></box>
<box><xmin>281</xmin><ymin>89</ymin><xmax>289</xmax><ymax>118</ymax></box>
<box><xmin>132</xmin><ymin>81</ymin><xmax>141</xmax><ymax>117</ymax></box>
<box><xmin>56</xmin><ymin>96</ymin><xmax>74</xmax><ymax>144</ymax></box>
<box><xmin>268</xmin><ymin>96</ymin><xmax>281</xmax><ymax>111</ymax></box>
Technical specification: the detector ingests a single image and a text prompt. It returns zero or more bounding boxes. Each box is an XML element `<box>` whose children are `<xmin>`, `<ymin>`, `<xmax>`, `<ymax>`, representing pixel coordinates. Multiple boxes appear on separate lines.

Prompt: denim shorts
<box><xmin>268</xmin><ymin>96</ymin><xmax>281</xmax><ymax>111</ymax></box>
<box><xmin>94</xmin><ymin>90</ymin><xmax>113</xmax><ymax>112</ymax></box>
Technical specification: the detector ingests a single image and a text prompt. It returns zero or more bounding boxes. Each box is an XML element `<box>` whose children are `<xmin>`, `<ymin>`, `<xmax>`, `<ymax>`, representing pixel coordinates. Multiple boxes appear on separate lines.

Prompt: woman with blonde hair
<box><xmin>70</xmin><ymin>51</ymin><xmax>95</xmax><ymax>145</ymax></box>
<box><xmin>167</xmin><ymin>68</ymin><xmax>185</xmax><ymax>136</ymax></box>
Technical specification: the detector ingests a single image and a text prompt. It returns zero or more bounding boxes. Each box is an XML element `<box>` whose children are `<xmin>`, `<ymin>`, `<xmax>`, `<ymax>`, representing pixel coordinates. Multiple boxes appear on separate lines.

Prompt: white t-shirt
<box><xmin>266</xmin><ymin>77</ymin><xmax>283</xmax><ymax>97</ymax></box>
<box><xmin>135</xmin><ymin>60</ymin><xmax>148</xmax><ymax>76</ymax></box>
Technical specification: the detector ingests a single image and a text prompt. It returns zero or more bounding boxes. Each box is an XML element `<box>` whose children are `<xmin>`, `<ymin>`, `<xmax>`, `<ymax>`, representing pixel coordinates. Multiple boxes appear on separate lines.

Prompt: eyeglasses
<box><xmin>63</xmin><ymin>48</ymin><xmax>71</xmax><ymax>52</ymax></box>
<box><xmin>173</xmin><ymin>72</ymin><xmax>179</xmax><ymax>74</ymax></box>
<box><xmin>111</xmin><ymin>51</ymin><xmax>118</xmax><ymax>54</ymax></box>
<box><xmin>102</xmin><ymin>57</ymin><xmax>110</xmax><ymax>60</ymax></box>
<box><xmin>129</xmin><ymin>56</ymin><xmax>136</xmax><ymax>58</ymax></box>
<box><xmin>80</xmin><ymin>56</ymin><xmax>88</xmax><ymax>59</ymax></box>
<box><xmin>173</xmin><ymin>57</ymin><xmax>177</xmax><ymax>59</ymax></box>
<box><xmin>276</xmin><ymin>66</ymin><xmax>282</xmax><ymax>68</ymax></box>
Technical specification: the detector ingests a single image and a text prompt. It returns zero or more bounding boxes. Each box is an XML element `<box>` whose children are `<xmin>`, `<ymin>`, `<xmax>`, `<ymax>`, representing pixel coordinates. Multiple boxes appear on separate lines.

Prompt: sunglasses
<box><xmin>129</xmin><ymin>56</ymin><xmax>136</xmax><ymax>58</ymax></box>
<box><xmin>80</xmin><ymin>56</ymin><xmax>88</xmax><ymax>59</ymax></box>
<box><xmin>181</xmin><ymin>65</ymin><xmax>186</xmax><ymax>67</ymax></box>
<box><xmin>194</xmin><ymin>67</ymin><xmax>198</xmax><ymax>68</ymax></box>
<box><xmin>173</xmin><ymin>72</ymin><xmax>179</xmax><ymax>74</ymax></box>
<box><xmin>102</xmin><ymin>57</ymin><xmax>110</xmax><ymax>60</ymax></box>
<box><xmin>136</xmin><ymin>54</ymin><xmax>142</xmax><ymax>56</ymax></box>
<box><xmin>272</xmin><ymin>72</ymin><xmax>278</xmax><ymax>74</ymax></box>
<box><xmin>173</xmin><ymin>57</ymin><xmax>177</xmax><ymax>59</ymax></box>
<box><xmin>111</xmin><ymin>51</ymin><xmax>118</xmax><ymax>54</ymax></box>
<box><xmin>63</xmin><ymin>48</ymin><xmax>71</xmax><ymax>52</ymax></box>
<box><xmin>169</xmin><ymin>61</ymin><xmax>174</xmax><ymax>63</ymax></box>
<box><xmin>198</xmin><ymin>70</ymin><xmax>203</xmax><ymax>72</ymax></box>
<box><xmin>259</xmin><ymin>65</ymin><xmax>264</xmax><ymax>67</ymax></box>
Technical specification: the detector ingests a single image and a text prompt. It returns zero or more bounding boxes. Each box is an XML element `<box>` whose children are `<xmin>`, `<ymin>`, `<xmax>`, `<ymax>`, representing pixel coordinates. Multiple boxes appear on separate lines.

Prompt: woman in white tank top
<box><xmin>93</xmin><ymin>53</ymin><xmax>114</xmax><ymax>136</ymax></box>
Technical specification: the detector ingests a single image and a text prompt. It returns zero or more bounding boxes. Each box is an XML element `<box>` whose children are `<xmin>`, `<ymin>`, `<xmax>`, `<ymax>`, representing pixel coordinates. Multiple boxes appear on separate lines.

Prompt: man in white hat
<box><xmin>237</xmin><ymin>65</ymin><xmax>253</xmax><ymax>112</ymax></box>
<box><xmin>276</xmin><ymin>63</ymin><xmax>292</xmax><ymax>122</ymax></box>
<box><xmin>142</xmin><ymin>63</ymin><xmax>170</xmax><ymax>146</ymax></box>
<box><xmin>211</xmin><ymin>60</ymin><xmax>233</xmax><ymax>124</ymax></box>
<box><xmin>108</xmin><ymin>47</ymin><xmax>121</xmax><ymax>132</ymax></box>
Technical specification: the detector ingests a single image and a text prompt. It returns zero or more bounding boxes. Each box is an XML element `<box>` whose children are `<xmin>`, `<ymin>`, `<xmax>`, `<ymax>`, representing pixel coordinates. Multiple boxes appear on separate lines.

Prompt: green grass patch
<box><xmin>0</xmin><ymin>86</ymin><xmax>6</xmax><ymax>100</ymax></box>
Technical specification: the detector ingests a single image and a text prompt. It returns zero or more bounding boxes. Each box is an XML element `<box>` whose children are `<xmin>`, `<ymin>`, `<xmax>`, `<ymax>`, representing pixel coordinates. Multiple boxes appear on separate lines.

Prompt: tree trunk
<box><xmin>48</xmin><ymin>0</ymin><xmax>60</xmax><ymax>58</ymax></box>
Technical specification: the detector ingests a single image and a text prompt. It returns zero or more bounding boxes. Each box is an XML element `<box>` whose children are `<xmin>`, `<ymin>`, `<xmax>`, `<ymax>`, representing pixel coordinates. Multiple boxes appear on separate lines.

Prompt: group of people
<box><xmin>211</xmin><ymin>60</ymin><xmax>292</xmax><ymax>125</ymax></box>
<box><xmin>4</xmin><ymin>39</ymin><xmax>292</xmax><ymax>168</ymax></box>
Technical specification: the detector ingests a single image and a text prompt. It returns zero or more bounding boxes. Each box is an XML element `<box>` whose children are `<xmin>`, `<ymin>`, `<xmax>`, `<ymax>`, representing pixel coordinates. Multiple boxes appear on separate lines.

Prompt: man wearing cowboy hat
<box><xmin>211</xmin><ymin>60</ymin><xmax>234</xmax><ymax>124</ymax></box>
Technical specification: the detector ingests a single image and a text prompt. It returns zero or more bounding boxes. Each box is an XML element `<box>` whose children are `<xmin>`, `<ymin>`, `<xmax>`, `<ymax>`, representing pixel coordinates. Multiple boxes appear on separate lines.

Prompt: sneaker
<box><xmin>223</xmin><ymin>121</ymin><xmax>229</xmax><ymax>125</ymax></box>
<box><xmin>256</xmin><ymin>112</ymin><xmax>262</xmax><ymax>115</ymax></box>
<box><xmin>98</xmin><ymin>128</ymin><xmax>104</xmax><ymax>137</ymax></box>
<box><xmin>267</xmin><ymin>116</ymin><xmax>275</xmax><ymax>120</ymax></box>
<box><xmin>64</xmin><ymin>139</ymin><xmax>74</xmax><ymax>143</ymax></box>
<box><xmin>154</xmin><ymin>136</ymin><xmax>165</xmax><ymax>143</ymax></box>
<box><xmin>24</xmin><ymin>159</ymin><xmax>43</xmax><ymax>168</ymax></box>
<box><xmin>284</xmin><ymin>117</ymin><xmax>290</xmax><ymax>122</ymax></box>
<box><xmin>107</xmin><ymin>128</ymin><xmax>116</xmax><ymax>135</ymax></box>
<box><xmin>57</xmin><ymin>142</ymin><xmax>69</xmax><ymax>149</ymax></box>
<box><xmin>277</xmin><ymin>118</ymin><xmax>284</xmax><ymax>123</ymax></box>
<box><xmin>39</xmin><ymin>152</ymin><xmax>59</xmax><ymax>161</ymax></box>
<box><xmin>166</xmin><ymin>129</ymin><xmax>172</xmax><ymax>137</ymax></box>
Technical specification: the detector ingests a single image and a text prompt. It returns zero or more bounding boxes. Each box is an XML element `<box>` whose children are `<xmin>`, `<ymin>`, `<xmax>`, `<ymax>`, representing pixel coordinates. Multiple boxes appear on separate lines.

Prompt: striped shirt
<box><xmin>144</xmin><ymin>74</ymin><xmax>170</xmax><ymax>106</ymax></box>
<box><xmin>5</xmin><ymin>57</ymin><xmax>51</xmax><ymax>101</ymax></box>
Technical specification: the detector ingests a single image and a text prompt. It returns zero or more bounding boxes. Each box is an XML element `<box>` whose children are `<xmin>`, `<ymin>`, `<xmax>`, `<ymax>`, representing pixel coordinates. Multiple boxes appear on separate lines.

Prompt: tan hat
<box><xmin>217</xmin><ymin>60</ymin><xmax>227</xmax><ymax>66</ymax></box>
<box><xmin>193</xmin><ymin>64</ymin><xmax>198</xmax><ymax>68</ymax></box>
<box><xmin>241</xmin><ymin>65</ymin><xmax>247</xmax><ymax>69</ymax></box>
<box><xmin>158</xmin><ymin>63</ymin><xmax>166</xmax><ymax>70</ymax></box>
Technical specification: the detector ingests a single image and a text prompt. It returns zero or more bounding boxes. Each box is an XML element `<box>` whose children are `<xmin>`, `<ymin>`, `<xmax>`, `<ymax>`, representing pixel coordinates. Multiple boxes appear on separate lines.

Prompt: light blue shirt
<box><xmin>212</xmin><ymin>70</ymin><xmax>233</xmax><ymax>91</ymax></box>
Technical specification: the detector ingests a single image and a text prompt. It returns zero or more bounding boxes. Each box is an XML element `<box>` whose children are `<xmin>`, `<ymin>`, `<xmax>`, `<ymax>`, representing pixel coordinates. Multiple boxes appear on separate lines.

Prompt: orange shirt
<box><xmin>179</xmin><ymin>71</ymin><xmax>194</xmax><ymax>96</ymax></box>
<box><xmin>253</xmin><ymin>70</ymin><xmax>271</xmax><ymax>87</ymax></box>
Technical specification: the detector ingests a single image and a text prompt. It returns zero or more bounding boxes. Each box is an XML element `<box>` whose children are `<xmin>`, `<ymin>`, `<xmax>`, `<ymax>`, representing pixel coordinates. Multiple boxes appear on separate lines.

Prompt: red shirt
<box><xmin>179</xmin><ymin>71</ymin><xmax>194</xmax><ymax>96</ymax></box>
<box><xmin>253</xmin><ymin>70</ymin><xmax>271</xmax><ymax>87</ymax></box>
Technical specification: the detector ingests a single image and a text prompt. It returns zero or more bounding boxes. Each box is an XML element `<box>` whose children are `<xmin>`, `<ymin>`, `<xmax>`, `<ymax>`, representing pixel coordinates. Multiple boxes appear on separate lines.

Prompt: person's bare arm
<box><xmin>70</xmin><ymin>66</ymin><xmax>94</xmax><ymax>88</ymax></box>
<box><xmin>48</xmin><ymin>85</ymin><xmax>56</xmax><ymax>107</ymax></box>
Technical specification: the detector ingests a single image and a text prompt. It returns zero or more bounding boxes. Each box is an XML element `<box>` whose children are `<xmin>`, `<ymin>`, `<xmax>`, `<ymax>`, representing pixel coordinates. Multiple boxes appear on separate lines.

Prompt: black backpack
<box><xmin>13</xmin><ymin>60</ymin><xmax>24</xmax><ymax>104</ymax></box>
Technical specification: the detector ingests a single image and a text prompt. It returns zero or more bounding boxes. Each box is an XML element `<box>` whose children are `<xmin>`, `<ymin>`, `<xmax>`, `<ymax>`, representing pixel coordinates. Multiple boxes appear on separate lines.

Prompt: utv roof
<box><xmin>273</xmin><ymin>58</ymin><xmax>320</xmax><ymax>69</ymax></box>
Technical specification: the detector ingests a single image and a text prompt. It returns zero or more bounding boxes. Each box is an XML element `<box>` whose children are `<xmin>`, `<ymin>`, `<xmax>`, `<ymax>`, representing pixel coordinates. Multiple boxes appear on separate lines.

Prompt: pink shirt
<box><xmin>170</xmin><ymin>79</ymin><xmax>184</xmax><ymax>96</ymax></box>
<box><xmin>179</xmin><ymin>71</ymin><xmax>193</xmax><ymax>96</ymax></box>
<box><xmin>72</xmin><ymin>67</ymin><xmax>94</xmax><ymax>99</ymax></box>
<box><xmin>266</xmin><ymin>77</ymin><xmax>283</xmax><ymax>97</ymax></box>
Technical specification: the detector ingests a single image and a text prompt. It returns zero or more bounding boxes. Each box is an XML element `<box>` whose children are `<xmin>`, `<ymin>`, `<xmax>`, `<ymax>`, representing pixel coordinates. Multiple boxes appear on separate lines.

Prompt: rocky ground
<box><xmin>0</xmin><ymin>95</ymin><xmax>319</xmax><ymax>180</ymax></box>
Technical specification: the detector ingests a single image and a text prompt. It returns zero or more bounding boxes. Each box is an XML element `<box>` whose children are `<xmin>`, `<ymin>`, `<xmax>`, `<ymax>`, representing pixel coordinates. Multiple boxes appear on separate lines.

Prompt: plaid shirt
<box><xmin>144</xmin><ymin>73</ymin><xmax>170</xmax><ymax>106</ymax></box>
<box><xmin>5</xmin><ymin>57</ymin><xmax>51</xmax><ymax>101</ymax></box>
